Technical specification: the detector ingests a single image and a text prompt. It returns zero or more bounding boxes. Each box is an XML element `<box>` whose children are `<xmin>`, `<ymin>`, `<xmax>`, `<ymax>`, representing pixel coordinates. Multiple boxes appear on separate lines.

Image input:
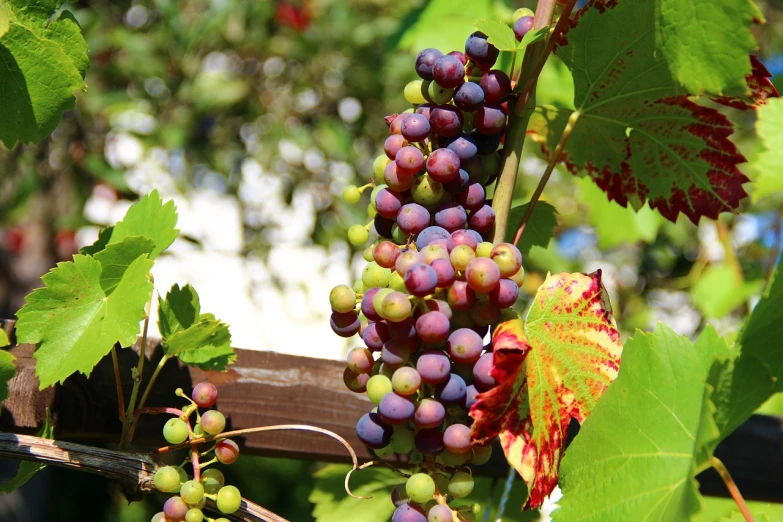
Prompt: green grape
<box><xmin>366</xmin><ymin>374</ymin><xmax>393</xmax><ymax>405</ymax></box>
<box><xmin>471</xmin><ymin>444</ymin><xmax>492</xmax><ymax>465</ymax></box>
<box><xmin>215</xmin><ymin>519</ymin><xmax>231</xmax><ymax>522</ymax></box>
<box><xmin>348</xmin><ymin>225</ymin><xmax>369</xmax><ymax>246</ymax></box>
<box><xmin>450</xmin><ymin>244</ymin><xmax>476</xmax><ymax>271</ymax></box>
<box><xmin>427</xmin><ymin>82</ymin><xmax>454</xmax><ymax>104</ymax></box>
<box><xmin>404</xmin><ymin>80</ymin><xmax>427</xmax><ymax>105</ymax></box>
<box><xmin>509</xmin><ymin>266</ymin><xmax>525</xmax><ymax>286</ymax></box>
<box><xmin>406</xmin><ymin>473</ymin><xmax>436</xmax><ymax>504</ymax></box>
<box><xmin>381</xmin><ymin>291</ymin><xmax>412</xmax><ymax>322</ymax></box>
<box><xmin>173</xmin><ymin>467</ymin><xmax>188</xmax><ymax>493</ymax></box>
<box><xmin>200</xmin><ymin>410</ymin><xmax>226</xmax><ymax>435</ymax></box>
<box><xmin>373</xmin><ymin>156</ymin><xmax>391</xmax><ymax>185</ymax></box>
<box><xmin>372</xmin><ymin>287</ymin><xmax>394</xmax><ymax>315</ymax></box>
<box><xmin>216</xmin><ymin>485</ymin><xmax>242</xmax><ymax>514</ymax></box>
<box><xmin>185</xmin><ymin>508</ymin><xmax>204</xmax><ymax>522</ymax></box>
<box><xmin>471</xmin><ymin>503</ymin><xmax>482</xmax><ymax>515</ymax></box>
<box><xmin>411</xmin><ymin>174</ymin><xmax>444</xmax><ymax>208</ymax></box>
<box><xmin>375</xmin><ymin>444</ymin><xmax>394</xmax><ymax>457</ymax></box>
<box><xmin>362</xmin><ymin>262</ymin><xmax>391</xmax><ymax>288</ymax></box>
<box><xmin>363</xmin><ymin>246</ymin><xmax>375</xmax><ymax>262</ymax></box>
<box><xmin>343</xmin><ymin>185</ymin><xmax>361</xmax><ymax>204</ymax></box>
<box><xmin>352</xmin><ymin>279</ymin><xmax>365</xmax><ymax>294</ymax></box>
<box><xmin>476</xmin><ymin>242</ymin><xmax>494</xmax><ymax>258</ymax></box>
<box><xmin>201</xmin><ymin>468</ymin><xmax>225</xmax><ymax>494</ymax></box>
<box><xmin>447</xmin><ymin>471</ymin><xmax>474</xmax><ymax>498</ymax></box>
<box><xmin>390</xmin><ymin>428</ymin><xmax>415</xmax><ymax>453</ymax></box>
<box><xmin>391</xmin><ymin>224</ymin><xmax>408</xmax><ymax>244</ymax></box>
<box><xmin>439</xmin><ymin>450</ymin><xmax>471</xmax><ymax>467</ymax></box>
<box><xmin>180</xmin><ymin>480</ymin><xmax>205</xmax><ymax>504</ymax></box>
<box><xmin>367</xmin><ymin>203</ymin><xmax>377</xmax><ymax>218</ymax></box>
<box><xmin>329</xmin><ymin>284</ymin><xmax>357</xmax><ymax>314</ymax></box>
<box><xmin>163</xmin><ymin>418</ymin><xmax>189</xmax><ymax>445</ymax></box>
<box><xmin>409</xmin><ymin>451</ymin><xmax>424</xmax><ymax>465</ymax></box>
<box><xmin>388</xmin><ymin>271</ymin><xmax>407</xmax><ymax>292</ymax></box>
<box><xmin>153</xmin><ymin>466</ymin><xmax>181</xmax><ymax>493</ymax></box>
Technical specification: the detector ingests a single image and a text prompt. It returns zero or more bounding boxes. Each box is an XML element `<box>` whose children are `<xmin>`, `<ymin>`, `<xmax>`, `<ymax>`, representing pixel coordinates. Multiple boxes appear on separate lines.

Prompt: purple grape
<box><xmin>456</xmin><ymin>182</ymin><xmax>485</xmax><ymax>211</ymax></box>
<box><xmin>163</xmin><ymin>497</ymin><xmax>189</xmax><ymax>521</ymax></box>
<box><xmin>415</xmin><ymin>311</ymin><xmax>451</xmax><ymax>343</ymax></box>
<box><xmin>469</xmin><ymin>205</ymin><xmax>496</xmax><ymax>235</ymax></box>
<box><xmin>443</xmin><ymin>168</ymin><xmax>470</xmax><ymax>194</ymax></box>
<box><xmin>465</xmin><ymin>31</ymin><xmax>499</xmax><ymax>69</ymax></box>
<box><xmin>374</xmin><ymin>241</ymin><xmax>401</xmax><ymax>269</ymax></box>
<box><xmin>465</xmin><ymin>256</ymin><xmax>501</xmax><ymax>293</ymax></box>
<box><xmin>471</xmin><ymin>131</ymin><xmax>502</xmax><ymax>155</ymax></box>
<box><xmin>430</xmin><ymin>105</ymin><xmax>464</xmax><ymax>138</ymax></box>
<box><xmin>415</xmin><ymin>48</ymin><xmax>444</xmax><ymax>81</ymax></box>
<box><xmin>447</xmin><ymin>328</ymin><xmax>484</xmax><ymax>364</ymax></box>
<box><xmin>446</xmin><ymin>134</ymin><xmax>478</xmax><ymax>162</ymax></box>
<box><xmin>428</xmin><ymin>505</ymin><xmax>453</xmax><ymax>522</ymax></box>
<box><xmin>343</xmin><ymin>367</ymin><xmax>370</xmax><ymax>393</ymax></box>
<box><xmin>474</xmin><ymin>104</ymin><xmax>506</xmax><ymax>135</ymax></box>
<box><xmin>347</xmin><ymin>347</ymin><xmax>374</xmax><ymax>374</ymax></box>
<box><xmin>430</xmin><ymin>258</ymin><xmax>456</xmax><ymax>288</ymax></box>
<box><xmin>472</xmin><ymin>323</ymin><xmax>490</xmax><ymax>339</ymax></box>
<box><xmin>426</xmin><ymin>148</ymin><xmax>461</xmax><ymax>183</ymax></box>
<box><xmin>448</xmin><ymin>50</ymin><xmax>467</xmax><ymax>64</ymax></box>
<box><xmin>388</xmin><ymin>317</ymin><xmax>417</xmax><ymax>341</ymax></box>
<box><xmin>514</xmin><ymin>16</ymin><xmax>535</xmax><ymax>41</ymax></box>
<box><xmin>422</xmin><ymin>299</ymin><xmax>452</xmax><ymax>319</ymax></box>
<box><xmin>479</xmin><ymin>70</ymin><xmax>511</xmax><ymax>104</ymax></box>
<box><xmin>446</xmin><ymin>280</ymin><xmax>477</xmax><ymax>312</ymax></box>
<box><xmin>393</xmin><ymin>502</ymin><xmax>427</xmax><ymax>522</ymax></box>
<box><xmin>384</xmin><ymin>161</ymin><xmax>414</xmax><ymax>192</ymax></box>
<box><xmin>401</xmin><ymin>114</ymin><xmax>431</xmax><ymax>142</ymax></box>
<box><xmin>443</xmin><ymin>423</ymin><xmax>472</xmax><ymax>453</ymax></box>
<box><xmin>356</xmin><ymin>412</ymin><xmax>393</xmax><ymax>449</ymax></box>
<box><xmin>385</xmin><ymin>134</ymin><xmax>408</xmax><ymax>160</ymax></box>
<box><xmin>362</xmin><ymin>288</ymin><xmax>382</xmax><ymax>322</ymax></box>
<box><xmin>416</xmin><ymin>225</ymin><xmax>451</xmax><ymax>250</ymax></box>
<box><xmin>375</xmin><ymin>188</ymin><xmax>404</xmax><ymax>219</ymax></box>
<box><xmin>395</xmin><ymin>146</ymin><xmax>425</xmax><ymax>176</ymax></box>
<box><xmin>379</xmin><ymin>392</ymin><xmax>415</xmax><ymax>424</ymax></box>
<box><xmin>382</xmin><ymin>339</ymin><xmax>413</xmax><ymax>368</ymax></box>
<box><xmin>389</xmin><ymin>113</ymin><xmax>411</xmax><ymax>135</ymax></box>
<box><xmin>434</xmin><ymin>202</ymin><xmax>467</xmax><ymax>232</ymax></box>
<box><xmin>473</xmin><ymin>352</ymin><xmax>497</xmax><ymax>391</ymax></box>
<box><xmin>330</xmin><ymin>311</ymin><xmax>360</xmax><ymax>337</ymax></box>
<box><xmin>404</xmin><ymin>263</ymin><xmax>438</xmax><ymax>297</ymax></box>
<box><xmin>454</xmin><ymin>81</ymin><xmax>485</xmax><ymax>112</ymax></box>
<box><xmin>414</xmin><ymin>428</ymin><xmax>445</xmax><ymax>455</ymax></box>
<box><xmin>374</xmin><ymin>214</ymin><xmax>396</xmax><ymax>239</ymax></box>
<box><xmin>464</xmin><ymin>384</ymin><xmax>480</xmax><ymax>410</ymax></box>
<box><xmin>414</xmin><ymin>398</ymin><xmax>446</xmax><ymax>429</ymax></box>
<box><xmin>435</xmin><ymin>373</ymin><xmax>467</xmax><ymax>405</ymax></box>
<box><xmin>397</xmin><ymin>203</ymin><xmax>431</xmax><ymax>235</ymax></box>
<box><xmin>447</xmin><ymin>229</ymin><xmax>479</xmax><ymax>251</ymax></box>
<box><xmin>433</xmin><ymin>55</ymin><xmax>465</xmax><ymax>88</ymax></box>
<box><xmin>416</xmin><ymin>350</ymin><xmax>451</xmax><ymax>384</ymax></box>
<box><xmin>395</xmin><ymin>250</ymin><xmax>425</xmax><ymax>277</ymax></box>
<box><xmin>471</xmin><ymin>301</ymin><xmax>501</xmax><ymax>327</ymax></box>
<box><xmin>489</xmin><ymin>278</ymin><xmax>519</xmax><ymax>308</ymax></box>
<box><xmin>415</xmin><ymin>103</ymin><xmax>434</xmax><ymax>120</ymax></box>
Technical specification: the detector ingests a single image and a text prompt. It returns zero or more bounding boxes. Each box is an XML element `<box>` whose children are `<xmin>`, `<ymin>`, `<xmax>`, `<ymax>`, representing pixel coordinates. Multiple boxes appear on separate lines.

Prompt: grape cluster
<box><xmin>151</xmin><ymin>383</ymin><xmax>242</xmax><ymax>522</ymax></box>
<box><xmin>332</xmin><ymin>27</ymin><xmax>529</xmax><ymax>522</ymax></box>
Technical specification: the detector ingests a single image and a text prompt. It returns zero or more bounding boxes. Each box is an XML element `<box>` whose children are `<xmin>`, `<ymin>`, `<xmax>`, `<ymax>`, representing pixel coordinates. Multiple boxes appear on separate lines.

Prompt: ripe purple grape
<box><xmin>489</xmin><ymin>278</ymin><xmax>519</xmax><ymax>308</ymax></box>
<box><xmin>375</xmin><ymin>188</ymin><xmax>404</xmax><ymax>219</ymax></box>
<box><xmin>388</xmin><ymin>317</ymin><xmax>416</xmax><ymax>342</ymax></box>
<box><xmin>430</xmin><ymin>105</ymin><xmax>464</xmax><ymax>138</ymax></box>
<box><xmin>443</xmin><ymin>423</ymin><xmax>471</xmax><ymax>453</ymax></box>
<box><xmin>447</xmin><ymin>328</ymin><xmax>484</xmax><ymax>365</ymax></box>
<box><xmin>432</xmin><ymin>55</ymin><xmax>465</xmax><ymax>88</ymax></box>
<box><xmin>435</xmin><ymin>373</ymin><xmax>467</xmax><ymax>405</ymax></box>
<box><xmin>465</xmin><ymin>257</ymin><xmax>501</xmax><ymax>293</ymax></box>
<box><xmin>404</xmin><ymin>263</ymin><xmax>438</xmax><ymax>297</ymax></box>
<box><xmin>416</xmin><ymin>350</ymin><xmax>451</xmax><ymax>384</ymax></box>
<box><xmin>393</xmin><ymin>502</ymin><xmax>427</xmax><ymax>522</ymax></box>
<box><xmin>395</xmin><ymin>145</ymin><xmax>425</xmax><ymax>175</ymax></box>
<box><xmin>447</xmin><ymin>229</ymin><xmax>479</xmax><ymax>251</ymax></box>
<box><xmin>389</xmin><ymin>113</ymin><xmax>410</xmax><ymax>135</ymax></box>
<box><xmin>363</xmin><ymin>321</ymin><xmax>389</xmax><ymax>350</ymax></box>
<box><xmin>465</xmin><ymin>31</ymin><xmax>499</xmax><ymax>69</ymax></box>
<box><xmin>433</xmin><ymin>203</ymin><xmax>466</xmax><ymax>232</ymax></box>
<box><xmin>446</xmin><ymin>280</ymin><xmax>477</xmax><ymax>312</ymax></box>
<box><xmin>382</xmin><ymin>338</ymin><xmax>413</xmax><ymax>368</ymax></box>
<box><xmin>425</xmin><ymin>148</ymin><xmax>461</xmax><ymax>183</ymax></box>
<box><xmin>415</xmin><ymin>48</ymin><xmax>444</xmax><ymax>81</ymax></box>
<box><xmin>379</xmin><ymin>392</ymin><xmax>415</xmax><ymax>424</ymax></box>
<box><xmin>456</xmin><ymin>182</ymin><xmax>485</xmax><ymax>211</ymax></box>
<box><xmin>414</xmin><ymin>427</ymin><xmax>445</xmax><ymax>455</ymax></box>
<box><xmin>454</xmin><ymin>81</ymin><xmax>485</xmax><ymax>112</ymax></box>
<box><xmin>468</xmin><ymin>205</ymin><xmax>496</xmax><ymax>235</ymax></box>
<box><xmin>384</xmin><ymin>161</ymin><xmax>414</xmax><ymax>192</ymax></box>
<box><xmin>215</xmin><ymin>438</ymin><xmax>239</xmax><ymax>464</ymax></box>
<box><xmin>397</xmin><ymin>203</ymin><xmax>431</xmax><ymax>235</ymax></box>
<box><xmin>415</xmin><ymin>225</ymin><xmax>450</xmax><ymax>250</ymax></box>
<box><xmin>374</xmin><ymin>214</ymin><xmax>396</xmax><ymax>239</ymax></box>
<box><xmin>479</xmin><ymin>70</ymin><xmax>512</xmax><ymax>103</ymax></box>
<box><xmin>474</xmin><ymin>104</ymin><xmax>507</xmax><ymax>135</ymax></box>
<box><xmin>356</xmin><ymin>412</ymin><xmax>393</xmax><ymax>449</ymax></box>
<box><xmin>347</xmin><ymin>347</ymin><xmax>374</xmax><ymax>374</ymax></box>
<box><xmin>384</xmin><ymin>134</ymin><xmax>408</xmax><ymax>160</ymax></box>
<box><xmin>192</xmin><ymin>382</ymin><xmax>218</xmax><ymax>408</ymax></box>
<box><xmin>514</xmin><ymin>16</ymin><xmax>535</xmax><ymax>41</ymax></box>
<box><xmin>422</xmin><ymin>299</ymin><xmax>452</xmax><ymax>319</ymax></box>
<box><xmin>443</xmin><ymin>168</ymin><xmax>470</xmax><ymax>193</ymax></box>
<box><xmin>464</xmin><ymin>384</ymin><xmax>480</xmax><ymax>410</ymax></box>
<box><xmin>445</xmin><ymin>134</ymin><xmax>478</xmax><ymax>162</ymax></box>
<box><xmin>473</xmin><ymin>352</ymin><xmax>497</xmax><ymax>391</ymax></box>
<box><xmin>416</xmin><ymin>102</ymin><xmax>434</xmax><ymax>120</ymax></box>
<box><xmin>344</xmin><ymin>367</ymin><xmax>370</xmax><ymax>393</ymax></box>
<box><xmin>330</xmin><ymin>310</ymin><xmax>360</xmax><ymax>337</ymax></box>
<box><xmin>414</xmin><ymin>398</ymin><xmax>446</xmax><ymax>429</ymax></box>
<box><xmin>415</xmin><ymin>311</ymin><xmax>451</xmax><ymax>343</ymax></box>
<box><xmin>401</xmin><ymin>114</ymin><xmax>431</xmax><ymax>142</ymax></box>
<box><xmin>430</xmin><ymin>258</ymin><xmax>456</xmax><ymax>288</ymax></box>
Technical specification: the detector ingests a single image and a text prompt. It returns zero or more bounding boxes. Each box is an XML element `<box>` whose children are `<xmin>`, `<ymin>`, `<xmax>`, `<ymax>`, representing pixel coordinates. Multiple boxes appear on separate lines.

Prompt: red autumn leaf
<box><xmin>712</xmin><ymin>55</ymin><xmax>780</xmax><ymax>110</ymax></box>
<box><xmin>470</xmin><ymin>270</ymin><xmax>622</xmax><ymax>508</ymax></box>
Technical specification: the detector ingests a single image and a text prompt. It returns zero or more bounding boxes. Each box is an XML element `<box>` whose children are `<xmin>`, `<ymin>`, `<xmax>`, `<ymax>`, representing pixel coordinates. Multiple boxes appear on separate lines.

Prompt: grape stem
<box><xmin>111</xmin><ymin>344</ymin><xmax>126</xmax><ymax>422</ymax></box>
<box><xmin>134</xmin><ymin>406</ymin><xmax>185</xmax><ymax>417</ymax></box>
<box><xmin>120</xmin><ymin>300</ymin><xmax>152</xmax><ymax>450</ymax></box>
<box><xmin>710</xmin><ymin>457</ymin><xmax>755</xmax><ymax>522</ymax></box>
<box><xmin>127</xmin><ymin>353</ymin><xmax>171</xmax><ymax>442</ymax></box>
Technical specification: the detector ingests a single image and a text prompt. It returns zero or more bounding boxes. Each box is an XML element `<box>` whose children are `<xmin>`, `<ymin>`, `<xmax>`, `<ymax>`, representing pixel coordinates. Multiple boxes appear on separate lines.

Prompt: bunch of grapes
<box><xmin>332</xmin><ymin>21</ymin><xmax>532</xmax><ymax>522</ymax></box>
<box><xmin>151</xmin><ymin>383</ymin><xmax>243</xmax><ymax>522</ymax></box>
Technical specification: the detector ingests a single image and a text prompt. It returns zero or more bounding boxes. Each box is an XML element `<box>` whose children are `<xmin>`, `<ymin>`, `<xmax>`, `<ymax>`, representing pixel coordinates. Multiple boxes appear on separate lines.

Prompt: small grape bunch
<box><xmin>151</xmin><ymin>382</ymin><xmax>243</xmax><ymax>522</ymax></box>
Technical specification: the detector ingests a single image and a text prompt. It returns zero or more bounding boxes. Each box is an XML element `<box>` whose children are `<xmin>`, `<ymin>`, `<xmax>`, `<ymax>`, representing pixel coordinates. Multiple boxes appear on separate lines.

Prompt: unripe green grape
<box><xmin>406</xmin><ymin>473</ymin><xmax>436</xmax><ymax>504</ymax></box>
<box><xmin>366</xmin><ymin>374</ymin><xmax>393</xmax><ymax>405</ymax></box>
<box><xmin>362</xmin><ymin>261</ymin><xmax>391</xmax><ymax>288</ymax></box>
<box><xmin>329</xmin><ymin>284</ymin><xmax>357</xmax><ymax>314</ymax></box>
<box><xmin>216</xmin><ymin>485</ymin><xmax>242</xmax><ymax>514</ymax></box>
<box><xmin>450</xmin><ymin>244</ymin><xmax>476</xmax><ymax>271</ymax></box>
<box><xmin>471</xmin><ymin>444</ymin><xmax>492</xmax><ymax>465</ymax></box>
<box><xmin>379</xmin><ymin>362</ymin><xmax>396</xmax><ymax>379</ymax></box>
<box><xmin>476</xmin><ymin>242</ymin><xmax>494</xmax><ymax>258</ymax></box>
<box><xmin>447</xmin><ymin>471</ymin><xmax>474</xmax><ymax>498</ymax></box>
<box><xmin>215</xmin><ymin>519</ymin><xmax>231</xmax><ymax>522</ymax></box>
<box><xmin>404</xmin><ymin>80</ymin><xmax>427</xmax><ymax>105</ymax></box>
<box><xmin>388</xmin><ymin>271</ymin><xmax>407</xmax><ymax>292</ymax></box>
<box><xmin>180</xmin><ymin>480</ymin><xmax>205</xmax><ymax>504</ymax></box>
<box><xmin>411</xmin><ymin>174</ymin><xmax>444</xmax><ymax>208</ymax></box>
<box><xmin>367</xmin><ymin>204</ymin><xmax>378</xmax><ymax>218</ymax></box>
<box><xmin>427</xmin><ymin>82</ymin><xmax>455</xmax><ymax>104</ymax></box>
<box><xmin>372</xmin><ymin>287</ymin><xmax>394</xmax><ymax>316</ymax></box>
<box><xmin>201</xmin><ymin>468</ymin><xmax>225</xmax><ymax>494</ymax></box>
<box><xmin>154</xmin><ymin>466</ymin><xmax>181</xmax><ymax>493</ymax></box>
<box><xmin>348</xmin><ymin>225</ymin><xmax>369</xmax><ymax>246</ymax></box>
<box><xmin>343</xmin><ymin>185</ymin><xmax>361</xmax><ymax>204</ymax></box>
<box><xmin>200</xmin><ymin>410</ymin><xmax>226</xmax><ymax>435</ymax></box>
<box><xmin>174</xmin><ymin>467</ymin><xmax>188</xmax><ymax>493</ymax></box>
<box><xmin>381</xmin><ymin>291</ymin><xmax>412</xmax><ymax>322</ymax></box>
<box><xmin>391</xmin><ymin>224</ymin><xmax>408</xmax><ymax>244</ymax></box>
<box><xmin>375</xmin><ymin>444</ymin><xmax>394</xmax><ymax>457</ymax></box>
<box><xmin>353</xmin><ymin>279</ymin><xmax>365</xmax><ymax>294</ymax></box>
<box><xmin>363</xmin><ymin>246</ymin><xmax>375</xmax><ymax>262</ymax></box>
<box><xmin>163</xmin><ymin>418</ymin><xmax>189</xmax><ymax>445</ymax></box>
<box><xmin>373</xmin><ymin>156</ymin><xmax>391</xmax><ymax>185</ymax></box>
<box><xmin>390</xmin><ymin>427</ymin><xmax>415</xmax><ymax>453</ymax></box>
<box><xmin>439</xmin><ymin>450</ymin><xmax>471</xmax><ymax>467</ymax></box>
<box><xmin>421</xmin><ymin>80</ymin><xmax>433</xmax><ymax>102</ymax></box>
<box><xmin>185</xmin><ymin>508</ymin><xmax>204</xmax><ymax>522</ymax></box>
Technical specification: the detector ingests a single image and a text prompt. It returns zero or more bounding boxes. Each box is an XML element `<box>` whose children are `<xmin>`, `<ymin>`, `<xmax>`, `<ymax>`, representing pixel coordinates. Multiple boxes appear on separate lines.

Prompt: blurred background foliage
<box><xmin>0</xmin><ymin>0</ymin><xmax>782</xmax><ymax>520</ymax></box>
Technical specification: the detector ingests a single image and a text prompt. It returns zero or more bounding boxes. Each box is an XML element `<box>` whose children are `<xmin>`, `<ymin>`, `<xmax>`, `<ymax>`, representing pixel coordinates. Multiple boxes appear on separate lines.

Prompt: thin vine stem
<box><xmin>513</xmin><ymin>110</ymin><xmax>580</xmax><ymax>246</ymax></box>
<box><xmin>127</xmin><ymin>354</ymin><xmax>171</xmax><ymax>442</ymax></box>
<box><xmin>111</xmin><ymin>344</ymin><xmax>126</xmax><ymax>422</ymax></box>
<box><xmin>120</xmin><ymin>300</ymin><xmax>152</xmax><ymax>450</ymax></box>
<box><xmin>710</xmin><ymin>456</ymin><xmax>755</xmax><ymax>522</ymax></box>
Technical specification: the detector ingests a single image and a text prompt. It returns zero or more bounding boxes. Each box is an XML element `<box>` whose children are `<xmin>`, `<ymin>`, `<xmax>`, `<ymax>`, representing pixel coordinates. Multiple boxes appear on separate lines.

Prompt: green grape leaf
<box><xmin>474</xmin><ymin>19</ymin><xmax>517</xmax><ymax>51</ymax></box>
<box><xmin>470</xmin><ymin>270</ymin><xmax>622</xmax><ymax>508</ymax></box>
<box><xmin>93</xmin><ymin>236</ymin><xmax>155</xmax><ymax>296</ymax></box>
<box><xmin>163</xmin><ymin>313</ymin><xmax>234</xmax><ymax>371</ymax></box>
<box><xmin>0</xmin><ymin>2</ymin><xmax>88</xmax><ymax>148</ymax></box>
<box><xmin>158</xmin><ymin>283</ymin><xmax>201</xmax><ymax>339</ymax></box>
<box><xmin>528</xmin><ymin>0</ymin><xmax>775</xmax><ymax>224</ymax></box>
<box><xmin>0</xmin><ymin>329</ymin><xmax>8</xmax><ymax>347</ymax></box>
<box><xmin>16</xmin><ymin>254</ymin><xmax>153</xmax><ymax>389</ymax></box>
<box><xmin>553</xmin><ymin>325</ymin><xmax>729</xmax><ymax>521</ymax></box>
<box><xmin>390</xmin><ymin>0</ymin><xmax>496</xmax><ymax>53</ymax></box>
<box><xmin>108</xmin><ymin>190</ymin><xmax>179</xmax><ymax>259</ymax></box>
<box><xmin>696</xmin><ymin>497</ymin><xmax>783</xmax><ymax>522</ymax></box>
<box><xmin>505</xmin><ymin>201</ymin><xmax>558</xmax><ymax>255</ymax></box>
<box><xmin>519</xmin><ymin>27</ymin><xmax>548</xmax><ymax>49</ymax></box>
<box><xmin>690</xmin><ymin>264</ymin><xmax>764</xmax><ymax>319</ymax></box>
<box><xmin>0</xmin><ymin>408</ymin><xmax>53</xmax><ymax>493</ymax></box>
<box><xmin>80</xmin><ymin>226</ymin><xmax>114</xmax><ymax>256</ymax></box>
<box><xmin>576</xmin><ymin>177</ymin><xmax>662</xmax><ymax>248</ymax></box>
<box><xmin>309</xmin><ymin>464</ymin><xmax>401</xmax><ymax>522</ymax></box>
<box><xmin>0</xmin><ymin>1</ymin><xmax>9</xmax><ymax>39</ymax></box>
<box><xmin>749</xmin><ymin>97</ymin><xmax>783</xmax><ymax>201</ymax></box>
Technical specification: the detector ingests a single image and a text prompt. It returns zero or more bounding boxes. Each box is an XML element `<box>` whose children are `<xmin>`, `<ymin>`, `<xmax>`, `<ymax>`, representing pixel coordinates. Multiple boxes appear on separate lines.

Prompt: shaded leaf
<box><xmin>505</xmin><ymin>202</ymin><xmax>558</xmax><ymax>255</ymax></box>
<box><xmin>695</xmin><ymin>497</ymin><xmax>783</xmax><ymax>522</ymax></box>
<box><xmin>470</xmin><ymin>270</ymin><xmax>622</xmax><ymax>508</ymax></box>
<box><xmin>158</xmin><ymin>283</ymin><xmax>201</xmax><ymax>339</ymax></box>
<box><xmin>0</xmin><ymin>409</ymin><xmax>53</xmax><ymax>493</ymax></box>
<box><xmin>16</xmin><ymin>254</ymin><xmax>153</xmax><ymax>388</ymax></box>
<box><xmin>164</xmin><ymin>313</ymin><xmax>234</xmax><ymax>371</ymax></box>
<box><xmin>79</xmin><ymin>226</ymin><xmax>114</xmax><ymax>256</ymax></box>
<box><xmin>474</xmin><ymin>19</ymin><xmax>516</xmax><ymax>51</ymax></box>
<box><xmin>109</xmin><ymin>190</ymin><xmax>179</xmax><ymax>259</ymax></box>
<box><xmin>749</xmin><ymin>97</ymin><xmax>783</xmax><ymax>201</ymax></box>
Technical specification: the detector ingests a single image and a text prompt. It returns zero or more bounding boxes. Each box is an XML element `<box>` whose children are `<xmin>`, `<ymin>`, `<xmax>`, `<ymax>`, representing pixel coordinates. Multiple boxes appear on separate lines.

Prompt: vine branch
<box><xmin>710</xmin><ymin>456</ymin><xmax>755</xmax><ymax>522</ymax></box>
